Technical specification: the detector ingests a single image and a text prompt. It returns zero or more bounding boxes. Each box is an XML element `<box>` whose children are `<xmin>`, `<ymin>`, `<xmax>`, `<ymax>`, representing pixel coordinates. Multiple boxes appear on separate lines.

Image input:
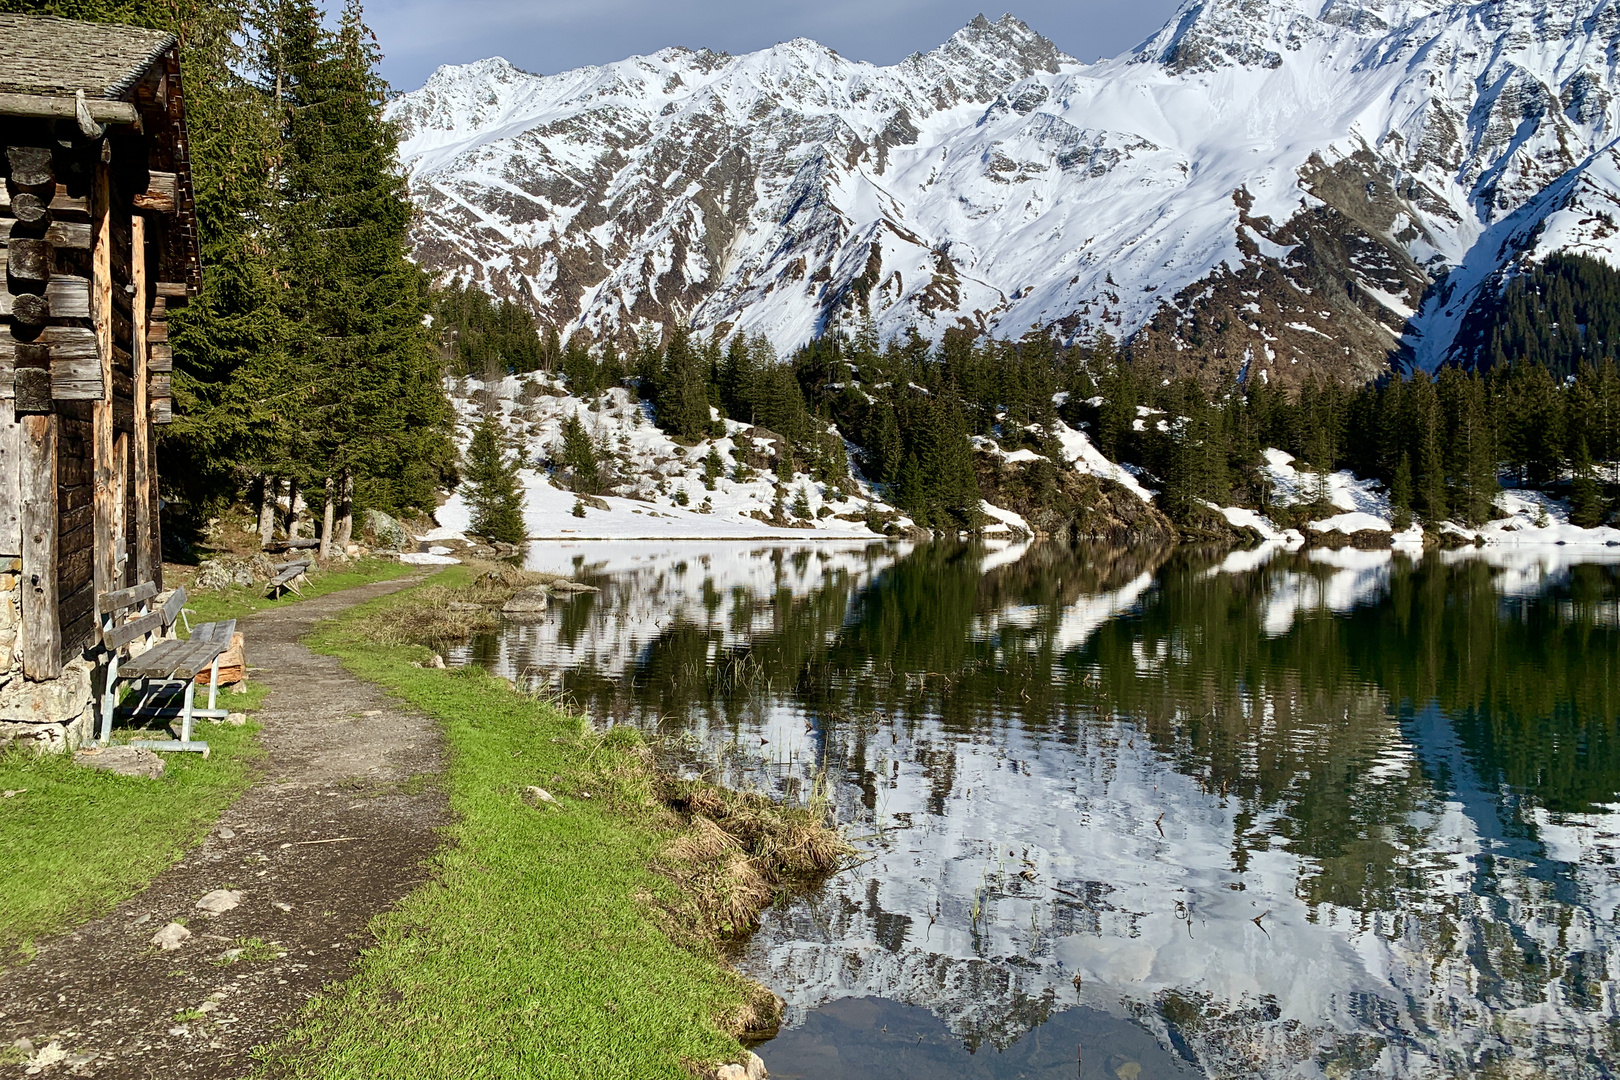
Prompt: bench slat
<box><xmin>123</xmin><ymin>638</ymin><xmax>224</xmax><ymax>679</ymax></box>
<box><xmin>190</xmin><ymin>620</ymin><xmax>237</xmax><ymax>646</ymax></box>
<box><xmin>102</xmin><ymin>610</ymin><xmax>164</xmax><ymax>652</ymax></box>
<box><xmin>160</xmin><ymin>586</ymin><xmax>187</xmax><ymax>627</ymax></box>
<box><xmin>101</xmin><ymin>581</ymin><xmax>158</xmax><ymax>615</ymax></box>
<box><xmin>119</xmin><ymin>640</ymin><xmax>195</xmax><ymax>678</ymax></box>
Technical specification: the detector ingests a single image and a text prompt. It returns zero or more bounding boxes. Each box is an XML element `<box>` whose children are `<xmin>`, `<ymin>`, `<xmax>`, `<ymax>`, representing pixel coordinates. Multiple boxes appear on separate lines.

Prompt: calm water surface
<box><xmin>451</xmin><ymin>540</ymin><xmax>1620</xmax><ymax>1078</ymax></box>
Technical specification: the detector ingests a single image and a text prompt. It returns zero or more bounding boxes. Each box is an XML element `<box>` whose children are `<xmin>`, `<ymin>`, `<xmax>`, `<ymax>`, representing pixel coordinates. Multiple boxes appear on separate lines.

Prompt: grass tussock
<box><xmin>344</xmin><ymin>560</ymin><xmax>570</xmax><ymax>647</ymax></box>
<box><xmin>656</xmin><ymin>777</ymin><xmax>850</xmax><ymax>942</ymax></box>
<box><xmin>271</xmin><ymin>566</ymin><xmax>850</xmax><ymax>1078</ymax></box>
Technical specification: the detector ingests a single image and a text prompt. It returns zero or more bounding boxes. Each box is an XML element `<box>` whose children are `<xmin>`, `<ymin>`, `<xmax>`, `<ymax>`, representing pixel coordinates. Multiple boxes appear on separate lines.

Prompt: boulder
<box><xmin>363</xmin><ymin>509</ymin><xmax>411</xmax><ymax>552</ymax></box>
<box><xmin>195</xmin><ymin>560</ymin><xmax>234</xmax><ymax>590</ymax></box>
<box><xmin>502</xmin><ymin>587</ymin><xmax>550</xmax><ymax>615</ymax></box>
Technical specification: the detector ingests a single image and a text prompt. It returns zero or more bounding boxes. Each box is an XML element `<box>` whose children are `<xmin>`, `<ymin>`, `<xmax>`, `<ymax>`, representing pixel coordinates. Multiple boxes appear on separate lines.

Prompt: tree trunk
<box><xmin>335</xmin><ymin>471</ymin><xmax>354</xmax><ymax>547</ymax></box>
<box><xmin>320</xmin><ymin>475</ymin><xmax>335</xmax><ymax>559</ymax></box>
<box><xmin>285</xmin><ymin>477</ymin><xmax>302</xmax><ymax>539</ymax></box>
<box><xmin>258</xmin><ymin>475</ymin><xmax>279</xmax><ymax>547</ymax></box>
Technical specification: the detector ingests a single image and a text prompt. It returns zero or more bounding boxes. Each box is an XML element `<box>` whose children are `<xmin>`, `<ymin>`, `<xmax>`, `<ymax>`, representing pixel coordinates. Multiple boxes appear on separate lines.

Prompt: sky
<box><xmin>364</xmin><ymin>0</ymin><xmax>1188</xmax><ymax>92</ymax></box>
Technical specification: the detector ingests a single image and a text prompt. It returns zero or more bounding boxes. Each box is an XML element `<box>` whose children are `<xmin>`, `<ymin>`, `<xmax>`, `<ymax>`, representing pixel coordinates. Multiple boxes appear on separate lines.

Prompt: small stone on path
<box><xmin>196</xmin><ymin>889</ymin><xmax>242</xmax><ymax>915</ymax></box>
<box><xmin>522</xmin><ymin>786</ymin><xmax>556</xmax><ymax>805</ymax></box>
<box><xmin>217</xmin><ymin>827</ymin><xmax>236</xmax><ymax>840</ymax></box>
<box><xmin>151</xmin><ymin>923</ymin><xmax>191</xmax><ymax>950</ymax></box>
<box><xmin>73</xmin><ymin>746</ymin><xmax>164</xmax><ymax>778</ymax></box>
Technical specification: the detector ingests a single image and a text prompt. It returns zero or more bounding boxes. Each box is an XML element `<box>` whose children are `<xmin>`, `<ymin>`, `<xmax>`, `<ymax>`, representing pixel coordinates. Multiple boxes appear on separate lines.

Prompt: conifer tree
<box><xmin>1390</xmin><ymin>453</ymin><xmax>1415</xmax><ymax>530</ymax></box>
<box><xmin>464</xmin><ymin>415</ymin><xmax>525</xmax><ymax>544</ymax></box>
<box><xmin>558</xmin><ymin>413</ymin><xmax>602</xmax><ymax>495</ymax></box>
<box><xmin>652</xmin><ymin>326</ymin><xmax>712</xmax><ymax>439</ymax></box>
<box><xmin>275</xmin><ymin>0</ymin><xmax>452</xmax><ymax>515</ymax></box>
<box><xmin>702</xmin><ymin>446</ymin><xmax>725</xmax><ymax>490</ymax></box>
<box><xmin>1570</xmin><ymin>436</ymin><xmax>1605</xmax><ymax>527</ymax></box>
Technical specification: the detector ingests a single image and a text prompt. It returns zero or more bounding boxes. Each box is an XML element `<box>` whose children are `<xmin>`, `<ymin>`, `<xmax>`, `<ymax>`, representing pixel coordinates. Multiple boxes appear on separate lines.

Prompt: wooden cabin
<box><xmin>0</xmin><ymin>14</ymin><xmax>198</xmax><ymax>749</ymax></box>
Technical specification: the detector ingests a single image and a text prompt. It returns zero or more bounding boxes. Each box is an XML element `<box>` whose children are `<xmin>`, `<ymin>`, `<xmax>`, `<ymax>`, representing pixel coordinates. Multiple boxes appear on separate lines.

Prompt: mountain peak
<box><xmin>901</xmin><ymin>12</ymin><xmax>1073</xmax><ymax>107</ymax></box>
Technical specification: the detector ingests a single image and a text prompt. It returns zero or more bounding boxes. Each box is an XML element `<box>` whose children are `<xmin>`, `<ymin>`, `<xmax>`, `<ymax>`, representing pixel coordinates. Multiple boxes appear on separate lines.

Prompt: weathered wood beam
<box><xmin>0</xmin><ymin>94</ymin><xmax>138</xmax><ymax>126</ymax></box>
<box><xmin>6</xmin><ymin>237</ymin><xmax>52</xmax><ymax>287</ymax></box>
<box><xmin>154</xmin><ymin>281</ymin><xmax>187</xmax><ymax>299</ymax></box>
<box><xmin>20</xmin><ymin>414</ymin><xmax>59</xmax><ymax>679</ymax></box>
<box><xmin>133</xmin><ymin>215</ymin><xmax>154</xmax><ymax>586</ymax></box>
<box><xmin>0</xmin><ymin>409</ymin><xmax>20</xmax><ymax>555</ymax></box>
<box><xmin>132</xmin><ymin>172</ymin><xmax>177</xmax><ymax>214</ymax></box>
<box><xmin>0</xmin><ymin>278</ymin><xmax>89</xmax><ymax>322</ymax></box>
<box><xmin>5</xmin><ymin>147</ymin><xmax>53</xmax><ymax>192</ymax></box>
<box><xmin>113</xmin><ymin>431</ymin><xmax>129</xmax><ymax>589</ymax></box>
<box><xmin>91</xmin><ymin>157</ymin><xmax>115</xmax><ymax>621</ymax></box>
<box><xmin>0</xmin><ymin>220</ymin><xmax>92</xmax><ymax>249</ymax></box>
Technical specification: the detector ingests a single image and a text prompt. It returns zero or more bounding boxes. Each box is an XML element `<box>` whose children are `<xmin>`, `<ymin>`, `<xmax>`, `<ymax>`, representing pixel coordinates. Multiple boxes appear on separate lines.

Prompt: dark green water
<box><xmin>457</xmin><ymin>540</ymin><xmax>1620</xmax><ymax>1078</ymax></box>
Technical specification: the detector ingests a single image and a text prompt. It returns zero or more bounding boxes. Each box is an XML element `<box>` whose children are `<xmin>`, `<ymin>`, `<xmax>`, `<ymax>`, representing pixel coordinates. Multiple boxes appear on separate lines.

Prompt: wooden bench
<box><xmin>96</xmin><ymin>583</ymin><xmax>233</xmax><ymax>755</ymax></box>
<box><xmin>266</xmin><ymin>559</ymin><xmax>311</xmax><ymax>598</ymax></box>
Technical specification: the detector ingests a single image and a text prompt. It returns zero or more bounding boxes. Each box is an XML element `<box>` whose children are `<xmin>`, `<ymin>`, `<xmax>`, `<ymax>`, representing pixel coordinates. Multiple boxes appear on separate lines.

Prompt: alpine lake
<box><xmin>448</xmin><ymin>539</ymin><xmax>1620</xmax><ymax>1079</ymax></box>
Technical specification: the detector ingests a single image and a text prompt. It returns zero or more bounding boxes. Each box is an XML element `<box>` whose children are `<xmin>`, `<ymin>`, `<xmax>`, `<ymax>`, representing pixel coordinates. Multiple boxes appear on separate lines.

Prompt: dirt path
<box><xmin>0</xmin><ymin>573</ymin><xmax>447</xmax><ymax>1079</ymax></box>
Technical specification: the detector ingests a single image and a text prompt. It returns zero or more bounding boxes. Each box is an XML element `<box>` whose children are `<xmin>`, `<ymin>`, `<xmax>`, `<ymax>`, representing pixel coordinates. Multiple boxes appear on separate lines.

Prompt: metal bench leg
<box><xmin>180</xmin><ymin>678</ymin><xmax>196</xmax><ymax>744</ymax></box>
<box><xmin>207</xmin><ymin>656</ymin><xmax>219</xmax><ymax>713</ymax></box>
<box><xmin>99</xmin><ymin>653</ymin><xmax>120</xmax><ymax>746</ymax></box>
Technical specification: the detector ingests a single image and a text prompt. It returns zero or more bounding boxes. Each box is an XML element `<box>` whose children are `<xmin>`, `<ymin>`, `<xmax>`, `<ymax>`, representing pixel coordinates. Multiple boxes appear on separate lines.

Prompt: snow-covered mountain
<box><xmin>388</xmin><ymin>0</ymin><xmax>1620</xmax><ymax>386</ymax></box>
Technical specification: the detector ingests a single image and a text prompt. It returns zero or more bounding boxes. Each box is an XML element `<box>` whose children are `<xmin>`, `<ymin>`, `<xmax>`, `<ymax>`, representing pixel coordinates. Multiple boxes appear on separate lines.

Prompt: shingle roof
<box><xmin>0</xmin><ymin>14</ymin><xmax>175</xmax><ymax>100</ymax></box>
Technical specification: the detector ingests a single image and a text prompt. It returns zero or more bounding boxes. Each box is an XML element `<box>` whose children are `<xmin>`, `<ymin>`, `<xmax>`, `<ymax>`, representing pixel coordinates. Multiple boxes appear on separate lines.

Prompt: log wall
<box><xmin>2</xmin><ymin>92</ymin><xmax>186</xmax><ymax>678</ymax></box>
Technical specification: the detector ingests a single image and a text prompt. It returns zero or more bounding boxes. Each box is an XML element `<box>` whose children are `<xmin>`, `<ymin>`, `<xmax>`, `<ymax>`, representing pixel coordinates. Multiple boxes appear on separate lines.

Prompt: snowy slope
<box><xmin>446</xmin><ymin>373</ymin><xmax>920</xmax><ymax>539</ymax></box>
<box><xmin>390</xmin><ymin>0</ymin><xmax>1620</xmax><ymax>386</ymax></box>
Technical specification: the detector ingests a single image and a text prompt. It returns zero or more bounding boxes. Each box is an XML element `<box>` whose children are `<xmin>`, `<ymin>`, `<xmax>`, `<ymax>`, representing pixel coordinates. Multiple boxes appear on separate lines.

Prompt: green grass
<box><xmin>0</xmin><ymin>557</ymin><xmax>406</xmax><ymax>965</ymax></box>
<box><xmin>181</xmin><ymin>557</ymin><xmax>414</xmax><ymax>627</ymax></box>
<box><xmin>268</xmin><ymin>567</ymin><xmax>763</xmax><ymax>1080</ymax></box>
<box><xmin>0</xmin><ymin>712</ymin><xmax>262</xmax><ymax>964</ymax></box>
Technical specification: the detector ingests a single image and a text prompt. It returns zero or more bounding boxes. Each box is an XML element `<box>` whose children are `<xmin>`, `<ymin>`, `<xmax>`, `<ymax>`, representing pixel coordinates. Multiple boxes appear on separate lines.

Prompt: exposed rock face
<box><xmin>392</xmin><ymin>0</ymin><xmax>1620</xmax><ymax>384</ymax></box>
<box><xmin>973</xmin><ymin>453</ymin><xmax>1177</xmax><ymax>547</ymax></box>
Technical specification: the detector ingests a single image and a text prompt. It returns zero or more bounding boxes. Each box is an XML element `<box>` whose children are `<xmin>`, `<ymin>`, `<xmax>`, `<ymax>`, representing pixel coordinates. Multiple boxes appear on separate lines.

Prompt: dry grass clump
<box><xmin>347</xmin><ymin>583</ymin><xmax>499</xmax><ymax>645</ymax></box>
<box><xmin>654</xmin><ymin>775</ymin><xmax>852</xmax><ymax>941</ymax></box>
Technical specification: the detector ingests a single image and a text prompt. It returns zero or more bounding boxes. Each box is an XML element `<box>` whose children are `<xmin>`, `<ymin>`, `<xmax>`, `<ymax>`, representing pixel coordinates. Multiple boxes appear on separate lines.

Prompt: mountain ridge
<box><xmin>389</xmin><ymin>0</ymin><xmax>1620</xmax><ymax>386</ymax></box>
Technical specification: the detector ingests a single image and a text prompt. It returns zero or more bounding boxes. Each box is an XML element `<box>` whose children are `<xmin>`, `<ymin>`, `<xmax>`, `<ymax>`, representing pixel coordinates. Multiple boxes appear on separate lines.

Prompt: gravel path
<box><xmin>0</xmin><ymin>573</ymin><xmax>446</xmax><ymax>1079</ymax></box>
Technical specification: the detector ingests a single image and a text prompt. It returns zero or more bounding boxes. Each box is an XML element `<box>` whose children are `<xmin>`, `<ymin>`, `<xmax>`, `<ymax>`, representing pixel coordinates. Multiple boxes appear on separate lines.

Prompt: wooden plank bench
<box><xmin>96</xmin><ymin>582</ymin><xmax>233</xmax><ymax>755</ymax></box>
<box><xmin>267</xmin><ymin>559</ymin><xmax>310</xmax><ymax>598</ymax></box>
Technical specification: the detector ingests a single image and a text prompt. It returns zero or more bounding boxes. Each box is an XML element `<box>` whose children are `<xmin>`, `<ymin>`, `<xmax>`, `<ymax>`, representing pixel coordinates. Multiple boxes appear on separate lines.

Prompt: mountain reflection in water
<box><xmin>449</xmin><ymin>540</ymin><xmax>1620</xmax><ymax>1078</ymax></box>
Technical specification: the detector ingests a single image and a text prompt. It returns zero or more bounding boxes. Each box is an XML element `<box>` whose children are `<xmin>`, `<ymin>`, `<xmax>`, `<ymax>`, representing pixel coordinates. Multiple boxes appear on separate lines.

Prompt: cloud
<box><xmin>363</xmin><ymin>0</ymin><xmax>1185</xmax><ymax>90</ymax></box>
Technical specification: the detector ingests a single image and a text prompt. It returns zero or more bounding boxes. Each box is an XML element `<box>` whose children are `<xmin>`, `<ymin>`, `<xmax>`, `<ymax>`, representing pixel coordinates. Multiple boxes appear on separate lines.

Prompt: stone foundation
<box><xmin>0</xmin><ymin>562</ymin><xmax>96</xmax><ymax>753</ymax></box>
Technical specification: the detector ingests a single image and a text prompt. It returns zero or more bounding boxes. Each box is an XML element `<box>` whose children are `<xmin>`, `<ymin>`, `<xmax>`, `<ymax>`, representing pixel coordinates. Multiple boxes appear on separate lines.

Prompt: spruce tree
<box><xmin>464</xmin><ymin>415</ymin><xmax>526</xmax><ymax>544</ymax></box>
<box><xmin>1390</xmin><ymin>453</ymin><xmax>1415</xmax><ymax>530</ymax></box>
<box><xmin>558</xmin><ymin>413</ymin><xmax>602</xmax><ymax>495</ymax></box>
<box><xmin>1570</xmin><ymin>436</ymin><xmax>1605</xmax><ymax>527</ymax></box>
<box><xmin>275</xmin><ymin>0</ymin><xmax>452</xmax><ymax>515</ymax></box>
